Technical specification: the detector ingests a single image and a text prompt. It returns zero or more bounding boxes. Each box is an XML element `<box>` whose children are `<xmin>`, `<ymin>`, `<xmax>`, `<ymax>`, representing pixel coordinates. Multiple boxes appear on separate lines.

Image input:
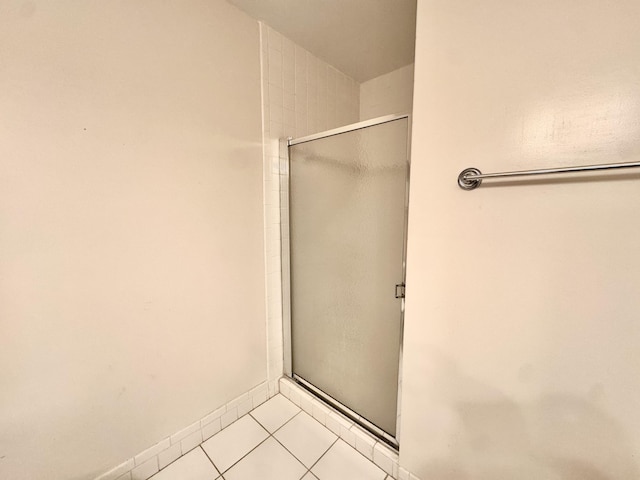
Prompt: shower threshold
<box><xmin>292</xmin><ymin>374</ymin><xmax>399</xmax><ymax>450</ymax></box>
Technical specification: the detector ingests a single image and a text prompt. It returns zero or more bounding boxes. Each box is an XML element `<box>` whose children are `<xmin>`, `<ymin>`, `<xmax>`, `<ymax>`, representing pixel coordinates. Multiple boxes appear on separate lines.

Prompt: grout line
<box><xmin>249</xmin><ymin>411</ymin><xmax>274</xmax><ymax>436</ymax></box>
<box><xmin>306</xmin><ymin>436</ymin><xmax>339</xmax><ymax>473</ymax></box>
<box><xmin>149</xmin><ymin>446</ymin><xmax>218</xmax><ymax>480</ymax></box>
<box><xmin>217</xmin><ymin>409</ymin><xmax>250</xmax><ymax>433</ymax></box>
<box><xmin>149</xmin><ymin>451</ymin><xmax>182</xmax><ymax>477</ymax></box>
<box><xmin>243</xmin><ymin>400</ymin><xmax>326</xmax><ymax>476</ymax></box>
<box><xmin>269</xmin><ymin>433</ymin><xmax>307</xmax><ymax>471</ymax></box>
<box><xmin>202</xmin><ymin>399</ymin><xmax>284</xmax><ymax>476</ymax></box>
<box><xmin>200</xmin><ymin>446</ymin><xmax>221</xmax><ymax>477</ymax></box>
<box><xmin>270</xmin><ymin>409</ymin><xmax>302</xmax><ymax>436</ymax></box>
<box><xmin>283</xmin><ymin>410</ymin><xmax>337</xmax><ymax>466</ymax></box>
<box><xmin>247</xmin><ymin>412</ymin><xmax>263</xmax><ymax>430</ymax></box>
<box><xmin>268</xmin><ymin>418</ymin><xmax>312</xmax><ymax>470</ymax></box>
<box><xmin>219</xmin><ymin>435</ymin><xmax>271</xmax><ymax>474</ymax></box>
<box><xmin>298</xmin><ymin>470</ymin><xmax>312</xmax><ymax>480</ymax></box>
<box><xmin>248</xmin><ymin>406</ymin><xmax>310</xmax><ymax>470</ymax></box>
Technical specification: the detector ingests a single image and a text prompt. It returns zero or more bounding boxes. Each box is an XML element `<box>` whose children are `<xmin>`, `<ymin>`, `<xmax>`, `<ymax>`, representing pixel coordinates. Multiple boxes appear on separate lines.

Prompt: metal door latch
<box><xmin>395</xmin><ymin>283</ymin><xmax>405</xmax><ymax>299</ymax></box>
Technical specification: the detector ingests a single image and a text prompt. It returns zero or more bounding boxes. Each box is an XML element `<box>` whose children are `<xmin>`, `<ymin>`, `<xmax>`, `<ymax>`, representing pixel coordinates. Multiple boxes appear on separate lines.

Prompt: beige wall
<box><xmin>360</xmin><ymin>64</ymin><xmax>414</xmax><ymax>121</ymax></box>
<box><xmin>401</xmin><ymin>1</ymin><xmax>640</xmax><ymax>479</ymax></box>
<box><xmin>0</xmin><ymin>1</ymin><xmax>266</xmax><ymax>479</ymax></box>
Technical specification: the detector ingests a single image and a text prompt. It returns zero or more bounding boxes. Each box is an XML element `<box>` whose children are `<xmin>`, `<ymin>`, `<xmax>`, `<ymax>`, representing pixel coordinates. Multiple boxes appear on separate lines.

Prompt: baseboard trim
<box><xmin>95</xmin><ymin>378</ymin><xmax>280</xmax><ymax>480</ymax></box>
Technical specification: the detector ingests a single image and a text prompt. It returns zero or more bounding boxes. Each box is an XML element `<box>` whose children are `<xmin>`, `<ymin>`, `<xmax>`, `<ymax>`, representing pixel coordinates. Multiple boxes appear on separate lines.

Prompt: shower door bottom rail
<box><xmin>292</xmin><ymin>374</ymin><xmax>399</xmax><ymax>449</ymax></box>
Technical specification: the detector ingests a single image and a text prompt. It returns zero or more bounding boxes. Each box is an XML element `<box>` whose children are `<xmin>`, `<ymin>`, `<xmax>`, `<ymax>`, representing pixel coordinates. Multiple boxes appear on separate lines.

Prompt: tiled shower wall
<box><xmin>260</xmin><ymin>23</ymin><xmax>360</xmax><ymax>380</ymax></box>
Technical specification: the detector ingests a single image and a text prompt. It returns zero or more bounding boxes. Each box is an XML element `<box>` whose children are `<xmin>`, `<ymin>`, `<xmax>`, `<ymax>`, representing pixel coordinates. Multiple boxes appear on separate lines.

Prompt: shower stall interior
<box><xmin>280</xmin><ymin>114</ymin><xmax>410</xmax><ymax>448</ymax></box>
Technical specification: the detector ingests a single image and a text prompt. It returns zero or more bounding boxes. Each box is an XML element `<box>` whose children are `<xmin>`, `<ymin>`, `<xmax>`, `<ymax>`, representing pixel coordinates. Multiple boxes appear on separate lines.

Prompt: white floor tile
<box><xmin>302</xmin><ymin>472</ymin><xmax>319</xmax><ymax>479</ymax></box>
<box><xmin>224</xmin><ymin>437</ymin><xmax>306</xmax><ymax>480</ymax></box>
<box><xmin>201</xmin><ymin>415</ymin><xmax>268</xmax><ymax>473</ymax></box>
<box><xmin>274</xmin><ymin>411</ymin><xmax>337</xmax><ymax>467</ymax></box>
<box><xmin>250</xmin><ymin>394</ymin><xmax>300</xmax><ymax>433</ymax></box>
<box><xmin>312</xmin><ymin>440</ymin><xmax>386</xmax><ymax>480</ymax></box>
<box><xmin>150</xmin><ymin>448</ymin><xmax>218</xmax><ymax>480</ymax></box>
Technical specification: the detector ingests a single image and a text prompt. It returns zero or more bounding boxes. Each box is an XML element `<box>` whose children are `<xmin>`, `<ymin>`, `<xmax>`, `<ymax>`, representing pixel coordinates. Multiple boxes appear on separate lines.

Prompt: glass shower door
<box><xmin>288</xmin><ymin>116</ymin><xmax>409</xmax><ymax>440</ymax></box>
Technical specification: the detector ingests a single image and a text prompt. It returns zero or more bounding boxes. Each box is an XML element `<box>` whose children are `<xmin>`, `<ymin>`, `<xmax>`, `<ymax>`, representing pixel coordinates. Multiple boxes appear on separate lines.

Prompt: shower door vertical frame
<box><xmin>279</xmin><ymin>137</ymin><xmax>293</xmax><ymax>377</ymax></box>
<box><xmin>279</xmin><ymin>114</ymin><xmax>411</xmax><ymax>449</ymax></box>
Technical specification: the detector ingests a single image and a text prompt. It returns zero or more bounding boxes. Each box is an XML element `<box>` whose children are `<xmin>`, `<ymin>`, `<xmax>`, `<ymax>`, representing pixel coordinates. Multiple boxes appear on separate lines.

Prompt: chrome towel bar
<box><xmin>458</xmin><ymin>160</ymin><xmax>640</xmax><ymax>190</ymax></box>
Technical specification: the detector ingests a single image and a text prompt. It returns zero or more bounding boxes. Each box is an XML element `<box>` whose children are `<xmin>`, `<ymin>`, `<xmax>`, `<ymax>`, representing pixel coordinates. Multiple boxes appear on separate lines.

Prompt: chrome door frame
<box><xmin>280</xmin><ymin>114</ymin><xmax>411</xmax><ymax>450</ymax></box>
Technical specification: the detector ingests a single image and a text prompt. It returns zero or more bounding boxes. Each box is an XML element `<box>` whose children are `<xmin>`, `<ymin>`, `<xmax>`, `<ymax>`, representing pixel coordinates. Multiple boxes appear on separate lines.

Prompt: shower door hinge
<box><xmin>395</xmin><ymin>283</ymin><xmax>405</xmax><ymax>299</ymax></box>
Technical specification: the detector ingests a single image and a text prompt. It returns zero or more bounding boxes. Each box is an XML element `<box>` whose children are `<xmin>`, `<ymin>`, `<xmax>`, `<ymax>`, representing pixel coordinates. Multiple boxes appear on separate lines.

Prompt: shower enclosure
<box><xmin>281</xmin><ymin>115</ymin><xmax>410</xmax><ymax>447</ymax></box>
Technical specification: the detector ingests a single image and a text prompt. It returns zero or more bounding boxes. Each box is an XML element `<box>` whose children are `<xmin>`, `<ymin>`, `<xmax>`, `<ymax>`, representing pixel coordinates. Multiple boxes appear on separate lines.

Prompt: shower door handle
<box><xmin>395</xmin><ymin>283</ymin><xmax>405</xmax><ymax>299</ymax></box>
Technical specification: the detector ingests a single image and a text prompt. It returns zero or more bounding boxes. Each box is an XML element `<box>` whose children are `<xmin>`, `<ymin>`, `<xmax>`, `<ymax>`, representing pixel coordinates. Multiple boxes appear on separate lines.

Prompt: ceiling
<box><xmin>227</xmin><ymin>0</ymin><xmax>417</xmax><ymax>83</ymax></box>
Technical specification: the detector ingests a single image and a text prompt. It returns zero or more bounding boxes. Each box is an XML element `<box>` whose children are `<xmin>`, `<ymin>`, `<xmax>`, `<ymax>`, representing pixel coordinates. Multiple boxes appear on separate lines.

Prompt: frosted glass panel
<box><xmin>289</xmin><ymin>118</ymin><xmax>408</xmax><ymax>437</ymax></box>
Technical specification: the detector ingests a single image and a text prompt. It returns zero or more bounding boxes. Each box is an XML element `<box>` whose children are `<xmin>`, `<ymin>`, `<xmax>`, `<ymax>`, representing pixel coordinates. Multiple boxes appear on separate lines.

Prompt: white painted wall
<box><xmin>0</xmin><ymin>1</ymin><xmax>266</xmax><ymax>479</ymax></box>
<box><xmin>401</xmin><ymin>1</ymin><xmax>640</xmax><ymax>479</ymax></box>
<box><xmin>360</xmin><ymin>64</ymin><xmax>414</xmax><ymax>121</ymax></box>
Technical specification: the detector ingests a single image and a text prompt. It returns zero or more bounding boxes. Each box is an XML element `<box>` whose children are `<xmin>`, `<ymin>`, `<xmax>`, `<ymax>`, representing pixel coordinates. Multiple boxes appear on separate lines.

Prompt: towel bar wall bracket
<box><xmin>458</xmin><ymin>168</ymin><xmax>483</xmax><ymax>190</ymax></box>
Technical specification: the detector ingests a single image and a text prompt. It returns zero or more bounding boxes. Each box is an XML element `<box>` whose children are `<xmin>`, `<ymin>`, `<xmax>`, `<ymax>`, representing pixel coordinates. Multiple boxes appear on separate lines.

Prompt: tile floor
<box><xmin>149</xmin><ymin>394</ymin><xmax>391</xmax><ymax>480</ymax></box>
